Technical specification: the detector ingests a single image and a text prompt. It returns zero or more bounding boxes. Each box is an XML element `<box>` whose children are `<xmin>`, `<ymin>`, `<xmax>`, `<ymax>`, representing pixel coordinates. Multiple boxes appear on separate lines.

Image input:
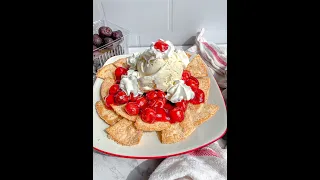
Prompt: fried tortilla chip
<box><xmin>185</xmin><ymin>54</ymin><xmax>208</xmax><ymax>78</ymax></box>
<box><xmin>190</xmin><ymin>104</ymin><xmax>219</xmax><ymax>126</ymax></box>
<box><xmin>134</xmin><ymin>117</ymin><xmax>171</xmax><ymax>131</ymax></box>
<box><xmin>95</xmin><ymin>101</ymin><xmax>122</xmax><ymax>125</ymax></box>
<box><xmin>96</xmin><ymin>64</ymin><xmax>116</xmax><ymax>80</ymax></box>
<box><xmin>110</xmin><ymin>104</ymin><xmax>138</xmax><ymax>121</ymax></box>
<box><xmin>161</xmin><ymin>108</ymin><xmax>196</xmax><ymax>144</ymax></box>
<box><xmin>161</xmin><ymin>104</ymin><xmax>219</xmax><ymax>144</ymax></box>
<box><xmin>100</xmin><ymin>78</ymin><xmax>115</xmax><ymax>100</ymax></box>
<box><xmin>186</xmin><ymin>52</ymin><xmax>192</xmax><ymax>58</ymax></box>
<box><xmin>160</xmin><ymin>123</ymin><xmax>184</xmax><ymax>144</ymax></box>
<box><xmin>113</xmin><ymin>58</ymin><xmax>129</xmax><ymax>68</ymax></box>
<box><xmin>198</xmin><ymin>77</ymin><xmax>210</xmax><ymax>102</ymax></box>
<box><xmin>188</xmin><ymin>77</ymin><xmax>211</xmax><ymax>112</ymax></box>
<box><xmin>106</xmin><ymin>118</ymin><xmax>143</xmax><ymax>146</ymax></box>
<box><xmin>187</xmin><ymin>103</ymin><xmax>204</xmax><ymax>113</ymax></box>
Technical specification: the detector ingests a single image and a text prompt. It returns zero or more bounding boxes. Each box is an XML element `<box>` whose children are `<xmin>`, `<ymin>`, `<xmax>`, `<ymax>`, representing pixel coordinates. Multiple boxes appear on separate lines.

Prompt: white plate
<box><xmin>93</xmin><ymin>55</ymin><xmax>227</xmax><ymax>159</ymax></box>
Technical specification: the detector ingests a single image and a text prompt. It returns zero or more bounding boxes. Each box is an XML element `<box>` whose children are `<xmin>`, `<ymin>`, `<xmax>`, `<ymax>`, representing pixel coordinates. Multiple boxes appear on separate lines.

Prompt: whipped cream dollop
<box><xmin>119</xmin><ymin>70</ymin><xmax>142</xmax><ymax>97</ymax></box>
<box><xmin>165</xmin><ymin>80</ymin><xmax>195</xmax><ymax>103</ymax></box>
<box><xmin>127</xmin><ymin>52</ymin><xmax>140</xmax><ymax>70</ymax></box>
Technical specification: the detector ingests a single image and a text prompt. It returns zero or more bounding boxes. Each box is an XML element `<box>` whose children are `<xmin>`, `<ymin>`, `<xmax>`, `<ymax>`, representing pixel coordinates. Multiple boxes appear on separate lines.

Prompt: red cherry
<box><xmin>146</xmin><ymin>91</ymin><xmax>158</xmax><ymax>100</ymax></box>
<box><xmin>148</xmin><ymin>99</ymin><xmax>156</xmax><ymax>107</ymax></box>
<box><xmin>115</xmin><ymin>67</ymin><xmax>128</xmax><ymax>79</ymax></box>
<box><xmin>163</xmin><ymin>103</ymin><xmax>174</xmax><ymax>112</ymax></box>
<box><xmin>136</xmin><ymin>97</ymin><xmax>147</xmax><ymax>108</ymax></box>
<box><xmin>114</xmin><ymin>91</ymin><xmax>129</xmax><ymax>105</ymax></box>
<box><xmin>141</xmin><ymin>108</ymin><xmax>157</xmax><ymax>123</ymax></box>
<box><xmin>189</xmin><ymin>76</ymin><xmax>199</xmax><ymax>86</ymax></box>
<box><xmin>169</xmin><ymin>107</ymin><xmax>184</xmax><ymax>123</ymax></box>
<box><xmin>154</xmin><ymin>40</ymin><xmax>169</xmax><ymax>52</ymax></box>
<box><xmin>175</xmin><ymin>100</ymin><xmax>188</xmax><ymax>112</ymax></box>
<box><xmin>104</xmin><ymin>95</ymin><xmax>114</xmax><ymax>110</ymax></box>
<box><xmin>129</xmin><ymin>93</ymin><xmax>139</xmax><ymax>102</ymax></box>
<box><xmin>148</xmin><ymin>97</ymin><xmax>166</xmax><ymax>109</ymax></box>
<box><xmin>185</xmin><ymin>77</ymin><xmax>199</xmax><ymax>91</ymax></box>
<box><xmin>115</xmin><ymin>79</ymin><xmax>120</xmax><ymax>84</ymax></box>
<box><xmin>109</xmin><ymin>84</ymin><xmax>120</xmax><ymax>95</ymax></box>
<box><xmin>155</xmin><ymin>108</ymin><xmax>167</xmax><ymax>121</ymax></box>
<box><xmin>139</xmin><ymin>105</ymin><xmax>148</xmax><ymax>114</ymax></box>
<box><xmin>156</xmin><ymin>90</ymin><xmax>166</xmax><ymax>98</ymax></box>
<box><xmin>190</xmin><ymin>89</ymin><xmax>205</xmax><ymax>104</ymax></box>
<box><xmin>181</xmin><ymin>70</ymin><xmax>191</xmax><ymax>81</ymax></box>
<box><xmin>125</xmin><ymin>102</ymin><xmax>140</xmax><ymax>115</ymax></box>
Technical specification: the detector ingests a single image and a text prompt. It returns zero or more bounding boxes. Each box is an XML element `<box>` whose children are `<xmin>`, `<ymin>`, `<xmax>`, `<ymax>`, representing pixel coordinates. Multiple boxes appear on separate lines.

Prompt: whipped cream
<box><xmin>141</xmin><ymin>39</ymin><xmax>175</xmax><ymax>62</ymax></box>
<box><xmin>165</xmin><ymin>80</ymin><xmax>195</xmax><ymax>103</ymax></box>
<box><xmin>119</xmin><ymin>69</ymin><xmax>142</xmax><ymax>97</ymax></box>
<box><xmin>127</xmin><ymin>53</ymin><xmax>140</xmax><ymax>70</ymax></box>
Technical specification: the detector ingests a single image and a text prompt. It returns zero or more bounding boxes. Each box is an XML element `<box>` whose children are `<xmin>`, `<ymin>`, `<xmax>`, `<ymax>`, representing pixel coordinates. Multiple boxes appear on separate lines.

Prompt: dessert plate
<box><xmin>93</xmin><ymin>55</ymin><xmax>227</xmax><ymax>159</ymax></box>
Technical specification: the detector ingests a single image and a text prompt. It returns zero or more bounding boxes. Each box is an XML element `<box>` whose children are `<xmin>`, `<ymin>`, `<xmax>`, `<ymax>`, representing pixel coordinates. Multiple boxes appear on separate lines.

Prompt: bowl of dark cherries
<box><xmin>93</xmin><ymin>26</ymin><xmax>123</xmax><ymax>54</ymax></box>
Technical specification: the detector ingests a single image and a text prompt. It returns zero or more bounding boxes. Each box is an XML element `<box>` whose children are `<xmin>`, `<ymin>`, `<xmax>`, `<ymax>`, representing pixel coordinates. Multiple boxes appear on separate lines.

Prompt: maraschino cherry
<box><xmin>154</xmin><ymin>40</ymin><xmax>169</xmax><ymax>52</ymax></box>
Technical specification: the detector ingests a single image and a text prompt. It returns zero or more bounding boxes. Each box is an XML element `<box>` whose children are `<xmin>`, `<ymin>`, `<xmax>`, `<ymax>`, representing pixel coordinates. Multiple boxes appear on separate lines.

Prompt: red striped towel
<box><xmin>186</xmin><ymin>28</ymin><xmax>227</xmax><ymax>90</ymax></box>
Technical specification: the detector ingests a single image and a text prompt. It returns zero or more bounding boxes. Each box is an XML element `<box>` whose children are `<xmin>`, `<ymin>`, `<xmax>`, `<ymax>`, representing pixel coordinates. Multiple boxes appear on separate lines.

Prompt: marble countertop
<box><xmin>93</xmin><ymin>45</ymin><xmax>227</xmax><ymax>180</ymax></box>
<box><xmin>93</xmin><ymin>152</ymin><xmax>163</xmax><ymax>180</ymax></box>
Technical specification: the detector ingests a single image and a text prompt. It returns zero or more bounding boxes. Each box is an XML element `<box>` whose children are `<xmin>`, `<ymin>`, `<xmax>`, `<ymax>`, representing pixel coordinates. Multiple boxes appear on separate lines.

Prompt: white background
<box><xmin>93</xmin><ymin>0</ymin><xmax>227</xmax><ymax>47</ymax></box>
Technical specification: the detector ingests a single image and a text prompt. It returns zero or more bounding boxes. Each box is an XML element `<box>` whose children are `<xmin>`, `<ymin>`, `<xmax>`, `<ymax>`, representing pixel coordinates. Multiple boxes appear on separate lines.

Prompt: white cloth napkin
<box><xmin>149</xmin><ymin>140</ymin><xmax>227</xmax><ymax>180</ymax></box>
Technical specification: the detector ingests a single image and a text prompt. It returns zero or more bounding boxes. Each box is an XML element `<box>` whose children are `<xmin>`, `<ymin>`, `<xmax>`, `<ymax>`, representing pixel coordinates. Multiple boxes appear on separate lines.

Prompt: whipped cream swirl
<box><xmin>165</xmin><ymin>80</ymin><xmax>195</xmax><ymax>103</ymax></box>
<box><xmin>119</xmin><ymin>70</ymin><xmax>142</xmax><ymax>97</ymax></box>
<box><xmin>127</xmin><ymin>52</ymin><xmax>140</xmax><ymax>70</ymax></box>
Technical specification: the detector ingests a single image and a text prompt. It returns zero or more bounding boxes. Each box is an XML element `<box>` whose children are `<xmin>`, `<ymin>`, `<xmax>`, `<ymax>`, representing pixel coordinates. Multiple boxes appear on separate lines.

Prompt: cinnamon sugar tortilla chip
<box><xmin>96</xmin><ymin>64</ymin><xmax>116</xmax><ymax>80</ymax></box>
<box><xmin>160</xmin><ymin>123</ymin><xmax>185</xmax><ymax>144</ymax></box>
<box><xmin>113</xmin><ymin>58</ymin><xmax>129</xmax><ymax>68</ymax></box>
<box><xmin>100</xmin><ymin>78</ymin><xmax>115</xmax><ymax>100</ymax></box>
<box><xmin>110</xmin><ymin>104</ymin><xmax>138</xmax><ymax>121</ymax></box>
<box><xmin>190</xmin><ymin>104</ymin><xmax>219</xmax><ymax>126</ymax></box>
<box><xmin>186</xmin><ymin>52</ymin><xmax>192</xmax><ymax>58</ymax></box>
<box><xmin>161</xmin><ymin>103</ymin><xmax>219</xmax><ymax>144</ymax></box>
<box><xmin>187</xmin><ymin>103</ymin><xmax>204</xmax><ymax>113</ymax></box>
<box><xmin>134</xmin><ymin>117</ymin><xmax>171</xmax><ymax>131</ymax></box>
<box><xmin>161</xmin><ymin>107</ymin><xmax>196</xmax><ymax>144</ymax></box>
<box><xmin>198</xmin><ymin>77</ymin><xmax>210</xmax><ymax>102</ymax></box>
<box><xmin>185</xmin><ymin>54</ymin><xmax>208</xmax><ymax>78</ymax></box>
<box><xmin>95</xmin><ymin>100</ymin><xmax>122</xmax><ymax>125</ymax></box>
<box><xmin>188</xmin><ymin>77</ymin><xmax>210</xmax><ymax>112</ymax></box>
<box><xmin>106</xmin><ymin>118</ymin><xmax>143</xmax><ymax>146</ymax></box>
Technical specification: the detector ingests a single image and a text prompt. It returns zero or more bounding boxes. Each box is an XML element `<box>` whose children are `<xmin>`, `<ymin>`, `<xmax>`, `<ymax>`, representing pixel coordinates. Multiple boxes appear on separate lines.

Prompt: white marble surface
<box><xmin>93</xmin><ymin>151</ymin><xmax>163</xmax><ymax>180</ymax></box>
<box><xmin>93</xmin><ymin>46</ymin><xmax>227</xmax><ymax>180</ymax></box>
